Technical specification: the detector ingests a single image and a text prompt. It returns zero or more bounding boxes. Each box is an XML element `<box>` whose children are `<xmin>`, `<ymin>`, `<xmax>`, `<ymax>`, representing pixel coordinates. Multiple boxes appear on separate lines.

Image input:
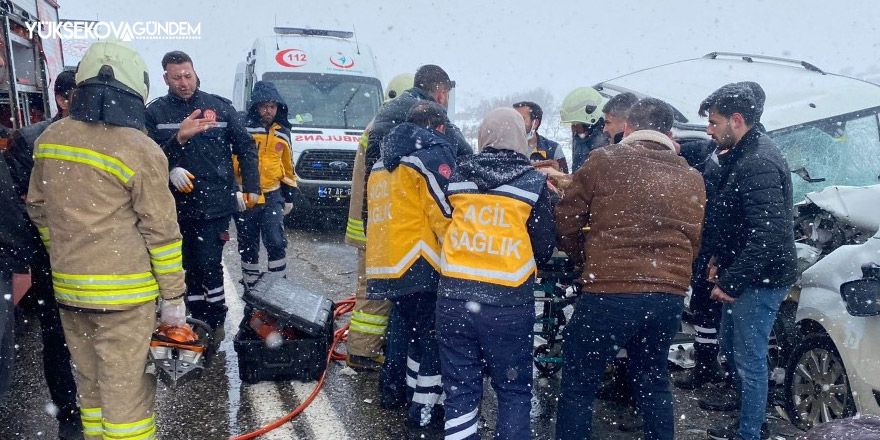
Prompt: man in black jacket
<box><xmin>0</xmin><ymin>158</ymin><xmax>31</xmax><ymax>403</ymax></box>
<box><xmin>698</xmin><ymin>83</ymin><xmax>797</xmax><ymax>440</ymax></box>
<box><xmin>366</xmin><ymin>64</ymin><xmax>471</xmax><ymax>162</ymax></box>
<box><xmin>146</xmin><ymin>51</ymin><xmax>260</xmax><ymax>334</ymax></box>
<box><xmin>4</xmin><ymin>70</ymin><xmax>83</xmax><ymax>439</ymax></box>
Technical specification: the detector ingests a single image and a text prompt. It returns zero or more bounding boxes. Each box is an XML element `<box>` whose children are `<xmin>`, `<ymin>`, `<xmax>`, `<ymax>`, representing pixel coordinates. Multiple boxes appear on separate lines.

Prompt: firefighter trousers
<box><xmin>60</xmin><ymin>301</ymin><xmax>157</xmax><ymax>440</ymax></box>
<box><xmin>347</xmin><ymin>248</ymin><xmax>390</xmax><ymax>358</ymax></box>
<box><xmin>180</xmin><ymin>216</ymin><xmax>230</xmax><ymax>330</ymax></box>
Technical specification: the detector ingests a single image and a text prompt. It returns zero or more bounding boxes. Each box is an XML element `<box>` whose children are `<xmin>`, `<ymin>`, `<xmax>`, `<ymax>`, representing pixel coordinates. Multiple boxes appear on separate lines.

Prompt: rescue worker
<box><xmin>560</xmin><ymin>87</ymin><xmax>608</xmax><ymax>171</ymax></box>
<box><xmin>344</xmin><ymin>73</ymin><xmax>414</xmax><ymax>371</ymax></box>
<box><xmin>366</xmin><ymin>101</ymin><xmax>456</xmax><ymax>430</ymax></box>
<box><xmin>234</xmin><ymin>80</ymin><xmax>298</xmax><ymax>289</ymax></box>
<box><xmin>365</xmin><ymin>64</ymin><xmax>472</xmax><ymax>409</ymax></box>
<box><xmin>145</xmin><ymin>51</ymin><xmax>260</xmax><ymax>336</ymax></box>
<box><xmin>5</xmin><ymin>70</ymin><xmax>83</xmax><ymax>439</ymax></box>
<box><xmin>26</xmin><ymin>40</ymin><xmax>186</xmax><ymax>440</ymax></box>
<box><xmin>436</xmin><ymin>107</ymin><xmax>556</xmax><ymax>440</ymax></box>
<box><xmin>513</xmin><ymin>101</ymin><xmax>568</xmax><ymax>173</ymax></box>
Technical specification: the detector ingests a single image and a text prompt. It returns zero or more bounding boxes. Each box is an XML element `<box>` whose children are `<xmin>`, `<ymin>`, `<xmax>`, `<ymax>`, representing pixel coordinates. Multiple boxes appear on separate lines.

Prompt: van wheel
<box><xmin>784</xmin><ymin>334</ymin><xmax>854</xmax><ymax>430</ymax></box>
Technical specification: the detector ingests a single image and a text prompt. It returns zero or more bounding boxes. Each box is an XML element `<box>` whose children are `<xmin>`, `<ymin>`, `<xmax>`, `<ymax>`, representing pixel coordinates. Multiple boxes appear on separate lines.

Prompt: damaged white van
<box><xmin>233</xmin><ymin>28</ymin><xmax>383</xmax><ymax>220</ymax></box>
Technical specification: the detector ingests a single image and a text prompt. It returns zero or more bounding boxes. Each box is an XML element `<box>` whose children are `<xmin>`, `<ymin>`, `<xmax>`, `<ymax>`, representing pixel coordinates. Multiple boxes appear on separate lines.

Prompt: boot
<box><xmin>698</xmin><ymin>386</ymin><xmax>740</xmax><ymax>412</ymax></box>
<box><xmin>674</xmin><ymin>361</ymin><xmax>724</xmax><ymax>390</ymax></box>
<box><xmin>707</xmin><ymin>418</ymin><xmax>769</xmax><ymax>440</ymax></box>
<box><xmin>676</xmin><ymin>334</ymin><xmax>724</xmax><ymax>390</ymax></box>
<box><xmin>346</xmin><ymin>354</ymin><xmax>384</xmax><ymax>372</ymax></box>
<box><xmin>58</xmin><ymin>411</ymin><xmax>84</xmax><ymax>440</ymax></box>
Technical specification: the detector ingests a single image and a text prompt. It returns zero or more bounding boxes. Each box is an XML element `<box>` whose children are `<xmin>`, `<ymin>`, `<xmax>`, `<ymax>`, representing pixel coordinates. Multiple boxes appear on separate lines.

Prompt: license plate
<box><xmin>317</xmin><ymin>186</ymin><xmax>351</xmax><ymax>198</ymax></box>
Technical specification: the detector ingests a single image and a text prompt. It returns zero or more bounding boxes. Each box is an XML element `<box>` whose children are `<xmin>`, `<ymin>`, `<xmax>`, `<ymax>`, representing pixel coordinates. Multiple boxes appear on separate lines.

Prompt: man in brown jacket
<box><xmin>27</xmin><ymin>41</ymin><xmax>185</xmax><ymax>440</ymax></box>
<box><xmin>554</xmin><ymin>97</ymin><xmax>705</xmax><ymax>440</ymax></box>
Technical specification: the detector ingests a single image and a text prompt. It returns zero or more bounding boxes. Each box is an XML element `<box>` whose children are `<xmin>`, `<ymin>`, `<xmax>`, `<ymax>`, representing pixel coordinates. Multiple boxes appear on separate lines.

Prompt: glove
<box><xmin>236</xmin><ymin>191</ymin><xmax>247</xmax><ymax>212</ymax></box>
<box><xmin>283</xmin><ymin>203</ymin><xmax>293</xmax><ymax>215</ymax></box>
<box><xmin>159</xmin><ymin>300</ymin><xmax>187</xmax><ymax>327</ymax></box>
<box><xmin>245</xmin><ymin>193</ymin><xmax>259</xmax><ymax>209</ymax></box>
<box><xmin>169</xmin><ymin>167</ymin><xmax>195</xmax><ymax>193</ymax></box>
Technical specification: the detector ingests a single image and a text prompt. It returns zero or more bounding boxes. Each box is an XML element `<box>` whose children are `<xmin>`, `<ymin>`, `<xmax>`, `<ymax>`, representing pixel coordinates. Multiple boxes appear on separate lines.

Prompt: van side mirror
<box><xmin>840</xmin><ymin>263</ymin><xmax>880</xmax><ymax>317</ymax></box>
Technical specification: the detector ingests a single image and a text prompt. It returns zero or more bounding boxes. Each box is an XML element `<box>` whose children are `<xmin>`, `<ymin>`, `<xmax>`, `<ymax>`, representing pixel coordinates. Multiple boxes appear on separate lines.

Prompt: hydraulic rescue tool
<box><xmin>147</xmin><ymin>318</ymin><xmax>213</xmax><ymax>388</ymax></box>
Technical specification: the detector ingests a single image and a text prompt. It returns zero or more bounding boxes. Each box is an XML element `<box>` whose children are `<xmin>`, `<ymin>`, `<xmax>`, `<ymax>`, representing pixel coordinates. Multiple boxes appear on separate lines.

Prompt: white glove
<box><xmin>159</xmin><ymin>300</ymin><xmax>187</xmax><ymax>327</ymax></box>
<box><xmin>236</xmin><ymin>191</ymin><xmax>247</xmax><ymax>212</ymax></box>
<box><xmin>169</xmin><ymin>167</ymin><xmax>194</xmax><ymax>193</ymax></box>
<box><xmin>283</xmin><ymin>203</ymin><xmax>293</xmax><ymax>215</ymax></box>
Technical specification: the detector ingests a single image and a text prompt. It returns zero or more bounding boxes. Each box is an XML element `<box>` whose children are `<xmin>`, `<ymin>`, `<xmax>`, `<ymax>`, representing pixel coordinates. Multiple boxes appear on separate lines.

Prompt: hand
<box><xmin>235</xmin><ymin>191</ymin><xmax>247</xmax><ymax>212</ymax></box>
<box><xmin>533</xmin><ymin>159</ymin><xmax>560</xmax><ymax>171</ymax></box>
<box><xmin>706</xmin><ymin>256</ymin><xmax>718</xmax><ymax>283</ymax></box>
<box><xmin>710</xmin><ymin>285</ymin><xmax>736</xmax><ymax>304</ymax></box>
<box><xmin>283</xmin><ymin>202</ymin><xmax>293</xmax><ymax>215</ymax></box>
<box><xmin>159</xmin><ymin>300</ymin><xmax>187</xmax><ymax>327</ymax></box>
<box><xmin>245</xmin><ymin>193</ymin><xmax>259</xmax><ymax>208</ymax></box>
<box><xmin>176</xmin><ymin>109</ymin><xmax>217</xmax><ymax>144</ymax></box>
<box><xmin>169</xmin><ymin>167</ymin><xmax>195</xmax><ymax>193</ymax></box>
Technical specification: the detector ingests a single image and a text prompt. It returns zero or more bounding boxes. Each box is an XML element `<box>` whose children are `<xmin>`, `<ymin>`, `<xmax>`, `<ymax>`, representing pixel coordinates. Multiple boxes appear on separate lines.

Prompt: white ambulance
<box><xmin>233</xmin><ymin>28</ymin><xmax>383</xmax><ymax>218</ymax></box>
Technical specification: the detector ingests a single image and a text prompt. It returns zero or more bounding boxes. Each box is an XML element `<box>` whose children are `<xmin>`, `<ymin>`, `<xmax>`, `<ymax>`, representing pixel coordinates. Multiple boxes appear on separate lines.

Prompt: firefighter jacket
<box><xmin>344</xmin><ymin>127</ymin><xmax>370</xmax><ymax>248</ymax></box>
<box><xmin>145</xmin><ymin>89</ymin><xmax>260</xmax><ymax>220</ymax></box>
<box><xmin>26</xmin><ymin>118</ymin><xmax>185</xmax><ymax>311</ymax></box>
<box><xmin>365</xmin><ymin>123</ymin><xmax>456</xmax><ymax>300</ymax></box>
<box><xmin>235</xmin><ymin>121</ymin><xmax>297</xmax><ymax>204</ymax></box>
<box><xmin>438</xmin><ymin>148</ymin><xmax>557</xmax><ymax>307</ymax></box>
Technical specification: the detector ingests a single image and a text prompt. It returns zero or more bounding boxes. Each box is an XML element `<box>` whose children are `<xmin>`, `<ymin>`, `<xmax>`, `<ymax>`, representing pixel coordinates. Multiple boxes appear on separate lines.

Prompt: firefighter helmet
<box><xmin>71</xmin><ymin>40</ymin><xmax>150</xmax><ymax>129</ymax></box>
<box><xmin>385</xmin><ymin>73</ymin><xmax>415</xmax><ymax>102</ymax></box>
<box><xmin>75</xmin><ymin>40</ymin><xmax>149</xmax><ymax>103</ymax></box>
<box><xmin>560</xmin><ymin>87</ymin><xmax>606</xmax><ymax>126</ymax></box>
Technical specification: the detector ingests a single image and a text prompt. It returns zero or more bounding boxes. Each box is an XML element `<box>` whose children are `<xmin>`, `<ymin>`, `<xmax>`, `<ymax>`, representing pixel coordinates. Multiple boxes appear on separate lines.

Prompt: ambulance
<box><xmin>233</xmin><ymin>28</ymin><xmax>383</xmax><ymax>218</ymax></box>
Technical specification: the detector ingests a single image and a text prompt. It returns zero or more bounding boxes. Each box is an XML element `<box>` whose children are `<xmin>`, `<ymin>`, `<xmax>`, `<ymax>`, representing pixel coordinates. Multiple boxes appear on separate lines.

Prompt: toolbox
<box><xmin>242</xmin><ymin>273</ymin><xmax>335</xmax><ymax>337</ymax></box>
<box><xmin>234</xmin><ymin>274</ymin><xmax>336</xmax><ymax>383</ymax></box>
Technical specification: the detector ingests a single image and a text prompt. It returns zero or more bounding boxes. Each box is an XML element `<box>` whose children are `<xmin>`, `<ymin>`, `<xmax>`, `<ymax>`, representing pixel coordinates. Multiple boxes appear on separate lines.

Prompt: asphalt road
<box><xmin>0</xmin><ymin>219</ymin><xmax>806</xmax><ymax>439</ymax></box>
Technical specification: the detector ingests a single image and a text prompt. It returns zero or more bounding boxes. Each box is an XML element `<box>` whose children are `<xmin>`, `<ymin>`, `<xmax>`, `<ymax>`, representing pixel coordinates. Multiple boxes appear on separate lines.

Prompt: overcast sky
<box><xmin>60</xmin><ymin>0</ymin><xmax>880</xmax><ymax>111</ymax></box>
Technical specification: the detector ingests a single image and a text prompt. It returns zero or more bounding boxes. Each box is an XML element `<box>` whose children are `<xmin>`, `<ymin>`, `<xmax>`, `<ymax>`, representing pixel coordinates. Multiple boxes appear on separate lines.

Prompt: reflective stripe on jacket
<box><xmin>234</xmin><ymin>122</ymin><xmax>297</xmax><ymax>204</ymax></box>
<box><xmin>344</xmin><ymin>130</ymin><xmax>370</xmax><ymax>247</ymax></box>
<box><xmin>26</xmin><ymin>119</ymin><xmax>185</xmax><ymax>310</ymax></box>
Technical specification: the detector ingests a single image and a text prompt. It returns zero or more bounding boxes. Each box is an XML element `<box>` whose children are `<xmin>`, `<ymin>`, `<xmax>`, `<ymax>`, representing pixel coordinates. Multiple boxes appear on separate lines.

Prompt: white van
<box><xmin>233</xmin><ymin>28</ymin><xmax>383</xmax><ymax>217</ymax></box>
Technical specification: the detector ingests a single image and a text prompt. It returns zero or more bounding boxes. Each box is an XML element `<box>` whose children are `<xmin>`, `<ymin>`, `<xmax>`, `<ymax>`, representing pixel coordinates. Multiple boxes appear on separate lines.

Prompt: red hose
<box><xmin>228</xmin><ymin>295</ymin><xmax>356</xmax><ymax>440</ymax></box>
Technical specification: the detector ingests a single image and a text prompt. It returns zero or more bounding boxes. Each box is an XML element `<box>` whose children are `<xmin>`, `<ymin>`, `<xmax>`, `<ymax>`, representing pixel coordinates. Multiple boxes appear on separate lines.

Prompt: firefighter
<box><xmin>234</xmin><ymin>81</ymin><xmax>298</xmax><ymax>288</ymax></box>
<box><xmin>436</xmin><ymin>107</ymin><xmax>557</xmax><ymax>440</ymax></box>
<box><xmin>26</xmin><ymin>40</ymin><xmax>186</xmax><ymax>440</ymax></box>
<box><xmin>344</xmin><ymin>73</ymin><xmax>414</xmax><ymax>371</ymax></box>
<box><xmin>366</xmin><ymin>101</ymin><xmax>456</xmax><ymax>429</ymax></box>
<box><xmin>560</xmin><ymin>87</ymin><xmax>608</xmax><ymax>171</ymax></box>
<box><xmin>145</xmin><ymin>51</ymin><xmax>260</xmax><ymax>337</ymax></box>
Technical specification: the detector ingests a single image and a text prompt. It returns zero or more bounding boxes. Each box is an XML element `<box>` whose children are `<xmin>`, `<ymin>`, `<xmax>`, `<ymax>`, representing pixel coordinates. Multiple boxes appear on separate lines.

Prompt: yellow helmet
<box><xmin>560</xmin><ymin>87</ymin><xmax>606</xmax><ymax>126</ymax></box>
<box><xmin>75</xmin><ymin>40</ymin><xmax>149</xmax><ymax>103</ymax></box>
<box><xmin>385</xmin><ymin>73</ymin><xmax>415</xmax><ymax>102</ymax></box>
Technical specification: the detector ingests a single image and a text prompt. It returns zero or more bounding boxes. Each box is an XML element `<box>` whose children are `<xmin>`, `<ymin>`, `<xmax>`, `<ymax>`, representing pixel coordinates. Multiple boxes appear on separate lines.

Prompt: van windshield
<box><xmin>262</xmin><ymin>72</ymin><xmax>382</xmax><ymax>130</ymax></box>
<box><xmin>771</xmin><ymin>108</ymin><xmax>880</xmax><ymax>202</ymax></box>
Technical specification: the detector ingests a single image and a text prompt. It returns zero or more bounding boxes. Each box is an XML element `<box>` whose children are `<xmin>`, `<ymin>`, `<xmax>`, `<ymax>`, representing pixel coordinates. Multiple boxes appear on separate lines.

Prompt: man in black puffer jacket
<box><xmin>366</xmin><ymin>64</ymin><xmax>471</xmax><ymax>166</ymax></box>
<box><xmin>146</xmin><ymin>50</ymin><xmax>260</xmax><ymax>334</ymax></box>
<box><xmin>698</xmin><ymin>83</ymin><xmax>796</xmax><ymax>440</ymax></box>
